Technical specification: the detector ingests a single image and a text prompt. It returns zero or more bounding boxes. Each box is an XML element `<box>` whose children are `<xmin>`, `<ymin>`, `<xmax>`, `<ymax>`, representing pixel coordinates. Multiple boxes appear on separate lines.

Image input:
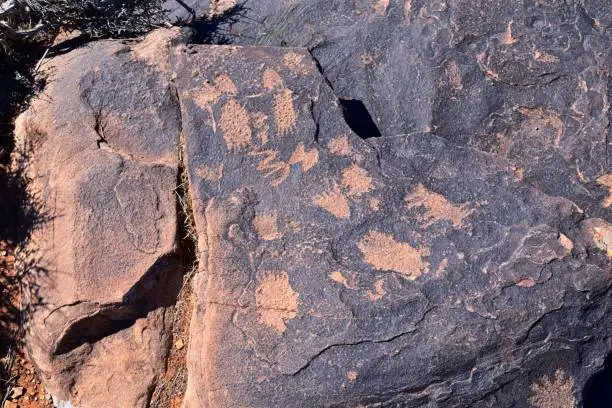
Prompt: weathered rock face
<box><xmin>15</xmin><ymin>5</ymin><xmax>611</xmax><ymax>407</ymax></box>
<box><xmin>15</xmin><ymin>31</ymin><xmax>184</xmax><ymax>407</ymax></box>
<box><xmin>173</xmin><ymin>42</ymin><xmax>610</xmax><ymax>408</ymax></box>
<box><xmin>202</xmin><ymin>0</ymin><xmax>612</xmax><ymax>218</ymax></box>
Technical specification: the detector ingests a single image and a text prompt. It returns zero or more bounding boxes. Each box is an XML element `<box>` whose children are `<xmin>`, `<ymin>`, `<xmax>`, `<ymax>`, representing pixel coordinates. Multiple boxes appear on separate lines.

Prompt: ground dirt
<box><xmin>0</xmin><ymin>241</ymin><xmax>51</xmax><ymax>408</ymax></box>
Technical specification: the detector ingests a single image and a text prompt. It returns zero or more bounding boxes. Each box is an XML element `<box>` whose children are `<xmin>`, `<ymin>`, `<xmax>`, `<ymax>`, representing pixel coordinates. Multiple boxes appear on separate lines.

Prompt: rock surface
<box><xmin>14</xmin><ymin>3</ymin><xmax>611</xmax><ymax>406</ymax></box>
<box><xmin>173</xmin><ymin>41</ymin><xmax>610</xmax><ymax>408</ymax></box>
<box><xmin>16</xmin><ymin>31</ymin><xmax>184</xmax><ymax>407</ymax></box>
<box><xmin>200</xmin><ymin>0</ymin><xmax>612</xmax><ymax>218</ymax></box>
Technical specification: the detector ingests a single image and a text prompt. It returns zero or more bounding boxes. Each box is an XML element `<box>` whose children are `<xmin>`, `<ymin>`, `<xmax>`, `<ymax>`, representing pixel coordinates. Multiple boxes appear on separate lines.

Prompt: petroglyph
<box><xmin>196</xmin><ymin>164</ymin><xmax>224</xmax><ymax>181</ymax></box>
<box><xmin>328</xmin><ymin>135</ymin><xmax>351</xmax><ymax>156</ymax></box>
<box><xmin>341</xmin><ymin>164</ymin><xmax>373</xmax><ymax>197</ymax></box>
<box><xmin>251</xmin><ymin>112</ymin><xmax>270</xmax><ymax>144</ymax></box>
<box><xmin>288</xmin><ymin>143</ymin><xmax>319</xmax><ymax>172</ymax></box>
<box><xmin>255</xmin><ymin>272</ymin><xmax>299</xmax><ymax>333</ymax></box>
<box><xmin>262</xmin><ymin>68</ymin><xmax>284</xmax><ymax>90</ymax></box>
<box><xmin>253</xmin><ymin>213</ymin><xmax>282</xmax><ymax>241</ymax></box>
<box><xmin>283</xmin><ymin>52</ymin><xmax>310</xmax><ymax>74</ymax></box>
<box><xmin>274</xmin><ymin>89</ymin><xmax>297</xmax><ymax>134</ymax></box>
<box><xmin>358</xmin><ymin>231</ymin><xmax>429</xmax><ymax>279</ymax></box>
<box><xmin>405</xmin><ymin>184</ymin><xmax>472</xmax><ymax>228</ymax></box>
<box><xmin>314</xmin><ymin>186</ymin><xmax>351</xmax><ymax>219</ymax></box>
<box><xmin>529</xmin><ymin>370</ymin><xmax>575</xmax><ymax>408</ymax></box>
<box><xmin>214</xmin><ymin>73</ymin><xmax>238</xmax><ymax>95</ymax></box>
<box><xmin>249</xmin><ymin>149</ymin><xmax>290</xmax><ymax>187</ymax></box>
<box><xmin>220</xmin><ymin>99</ymin><xmax>251</xmax><ymax>150</ymax></box>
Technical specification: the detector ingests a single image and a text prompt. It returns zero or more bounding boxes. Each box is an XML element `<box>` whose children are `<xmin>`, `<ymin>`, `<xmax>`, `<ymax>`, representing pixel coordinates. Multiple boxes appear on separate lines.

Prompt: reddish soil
<box><xmin>1</xmin><ymin>241</ymin><xmax>51</xmax><ymax>408</ymax></box>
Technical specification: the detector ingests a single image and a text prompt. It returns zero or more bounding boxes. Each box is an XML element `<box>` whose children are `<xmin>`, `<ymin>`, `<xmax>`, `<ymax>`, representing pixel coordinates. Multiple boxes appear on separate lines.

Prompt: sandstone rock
<box><xmin>196</xmin><ymin>0</ymin><xmax>612</xmax><ymax>219</ymax></box>
<box><xmin>15</xmin><ymin>30</ymin><xmax>184</xmax><ymax>407</ymax></box>
<box><xmin>15</xmin><ymin>8</ymin><xmax>611</xmax><ymax>407</ymax></box>
<box><xmin>174</xmin><ymin>42</ymin><xmax>610</xmax><ymax>408</ymax></box>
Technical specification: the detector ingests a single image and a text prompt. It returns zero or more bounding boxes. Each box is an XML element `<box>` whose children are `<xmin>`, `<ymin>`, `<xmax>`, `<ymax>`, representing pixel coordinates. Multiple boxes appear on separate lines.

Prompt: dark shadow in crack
<box><xmin>188</xmin><ymin>4</ymin><xmax>249</xmax><ymax>45</ymax></box>
<box><xmin>583</xmin><ymin>352</ymin><xmax>612</xmax><ymax>408</ymax></box>
<box><xmin>52</xmin><ymin>252</ymin><xmax>183</xmax><ymax>356</ymax></box>
<box><xmin>338</xmin><ymin>98</ymin><xmax>382</xmax><ymax>140</ymax></box>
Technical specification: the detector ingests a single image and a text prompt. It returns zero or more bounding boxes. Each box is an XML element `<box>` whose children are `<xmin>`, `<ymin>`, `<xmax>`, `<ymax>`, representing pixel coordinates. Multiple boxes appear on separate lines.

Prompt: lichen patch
<box><xmin>373</xmin><ymin>0</ymin><xmax>390</xmax><ymax>15</ymax></box>
<box><xmin>583</xmin><ymin>219</ymin><xmax>611</xmax><ymax>258</ymax></box>
<box><xmin>501</xmin><ymin>21</ymin><xmax>517</xmax><ymax>45</ymax></box>
<box><xmin>405</xmin><ymin>184</ymin><xmax>472</xmax><ymax>228</ymax></box>
<box><xmin>369</xmin><ymin>197</ymin><xmax>381</xmax><ymax>211</ymax></box>
<box><xmin>274</xmin><ymin>89</ymin><xmax>297</xmax><ymax>134</ymax></box>
<box><xmin>288</xmin><ymin>143</ymin><xmax>319</xmax><ymax>172</ymax></box>
<box><xmin>255</xmin><ymin>272</ymin><xmax>299</xmax><ymax>333</ymax></box>
<box><xmin>328</xmin><ymin>135</ymin><xmax>352</xmax><ymax>156</ymax></box>
<box><xmin>341</xmin><ymin>164</ymin><xmax>373</xmax><ymax>197</ymax></box>
<box><xmin>516</xmin><ymin>277</ymin><xmax>536</xmax><ymax>288</ymax></box>
<box><xmin>404</xmin><ymin>0</ymin><xmax>412</xmax><ymax>18</ymax></box>
<box><xmin>360</xmin><ymin>53</ymin><xmax>374</xmax><ymax>65</ymax></box>
<box><xmin>210</xmin><ymin>0</ymin><xmax>236</xmax><ymax>16</ymax></box>
<box><xmin>533</xmin><ymin>50</ymin><xmax>559</xmax><ymax>63</ymax></box>
<box><xmin>434</xmin><ymin>258</ymin><xmax>449</xmax><ymax>276</ymax></box>
<box><xmin>253</xmin><ymin>213</ymin><xmax>282</xmax><ymax>241</ymax></box>
<box><xmin>131</xmin><ymin>28</ymin><xmax>178</xmax><ymax>69</ymax></box>
<box><xmin>357</xmin><ymin>231</ymin><xmax>429</xmax><ymax>279</ymax></box>
<box><xmin>558</xmin><ymin>233</ymin><xmax>574</xmax><ymax>254</ymax></box>
<box><xmin>528</xmin><ymin>370</ymin><xmax>575</xmax><ymax>408</ymax></box>
<box><xmin>220</xmin><ymin>99</ymin><xmax>251</xmax><ymax>150</ymax></box>
<box><xmin>262</xmin><ymin>68</ymin><xmax>284</xmax><ymax>90</ymax></box>
<box><xmin>314</xmin><ymin>187</ymin><xmax>351</xmax><ymax>219</ymax></box>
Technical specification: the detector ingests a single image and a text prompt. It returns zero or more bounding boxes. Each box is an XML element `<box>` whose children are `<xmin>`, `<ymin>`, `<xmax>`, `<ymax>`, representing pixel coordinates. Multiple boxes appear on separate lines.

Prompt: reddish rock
<box><xmin>15</xmin><ymin>30</ymin><xmax>183</xmax><ymax>407</ymax></box>
<box><xmin>14</xmin><ymin>20</ymin><xmax>611</xmax><ymax>408</ymax></box>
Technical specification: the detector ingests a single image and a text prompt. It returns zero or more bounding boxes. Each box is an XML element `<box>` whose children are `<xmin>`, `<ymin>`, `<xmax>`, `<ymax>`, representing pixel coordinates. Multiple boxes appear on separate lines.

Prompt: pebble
<box><xmin>9</xmin><ymin>386</ymin><xmax>24</xmax><ymax>399</ymax></box>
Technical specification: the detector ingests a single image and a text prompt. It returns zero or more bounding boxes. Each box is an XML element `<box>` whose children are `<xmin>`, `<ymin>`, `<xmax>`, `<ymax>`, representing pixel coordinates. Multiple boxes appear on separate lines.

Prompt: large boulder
<box><xmin>15</xmin><ymin>8</ymin><xmax>611</xmax><ymax>407</ymax></box>
<box><xmin>173</xmin><ymin>41</ymin><xmax>610</xmax><ymax>408</ymax></box>
<box><xmin>196</xmin><ymin>0</ymin><xmax>612</xmax><ymax>218</ymax></box>
<box><xmin>15</xmin><ymin>30</ymin><xmax>184</xmax><ymax>407</ymax></box>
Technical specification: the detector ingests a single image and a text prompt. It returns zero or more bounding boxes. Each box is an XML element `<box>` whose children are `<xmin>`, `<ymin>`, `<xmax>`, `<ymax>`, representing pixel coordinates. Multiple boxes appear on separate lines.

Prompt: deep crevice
<box><xmin>53</xmin><ymin>91</ymin><xmax>198</xmax><ymax>359</ymax></box>
<box><xmin>582</xmin><ymin>352</ymin><xmax>612</xmax><ymax>408</ymax></box>
<box><xmin>149</xmin><ymin>87</ymin><xmax>199</xmax><ymax>408</ymax></box>
<box><xmin>338</xmin><ymin>98</ymin><xmax>382</xmax><ymax>139</ymax></box>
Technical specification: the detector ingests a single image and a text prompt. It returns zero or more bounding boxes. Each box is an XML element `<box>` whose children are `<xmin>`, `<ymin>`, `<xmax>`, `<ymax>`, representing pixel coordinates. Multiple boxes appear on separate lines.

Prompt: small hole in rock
<box><xmin>582</xmin><ymin>353</ymin><xmax>612</xmax><ymax>408</ymax></box>
<box><xmin>338</xmin><ymin>98</ymin><xmax>382</xmax><ymax>139</ymax></box>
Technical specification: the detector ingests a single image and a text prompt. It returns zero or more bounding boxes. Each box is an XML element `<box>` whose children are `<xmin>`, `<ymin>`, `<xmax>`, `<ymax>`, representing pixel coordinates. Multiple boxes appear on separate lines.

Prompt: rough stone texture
<box><xmin>173</xmin><ymin>44</ymin><xmax>610</xmax><ymax>408</ymax></box>
<box><xmin>15</xmin><ymin>3</ymin><xmax>612</xmax><ymax>405</ymax></box>
<box><xmin>15</xmin><ymin>30</ymin><xmax>183</xmax><ymax>407</ymax></box>
<box><xmin>196</xmin><ymin>0</ymin><xmax>612</xmax><ymax>219</ymax></box>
